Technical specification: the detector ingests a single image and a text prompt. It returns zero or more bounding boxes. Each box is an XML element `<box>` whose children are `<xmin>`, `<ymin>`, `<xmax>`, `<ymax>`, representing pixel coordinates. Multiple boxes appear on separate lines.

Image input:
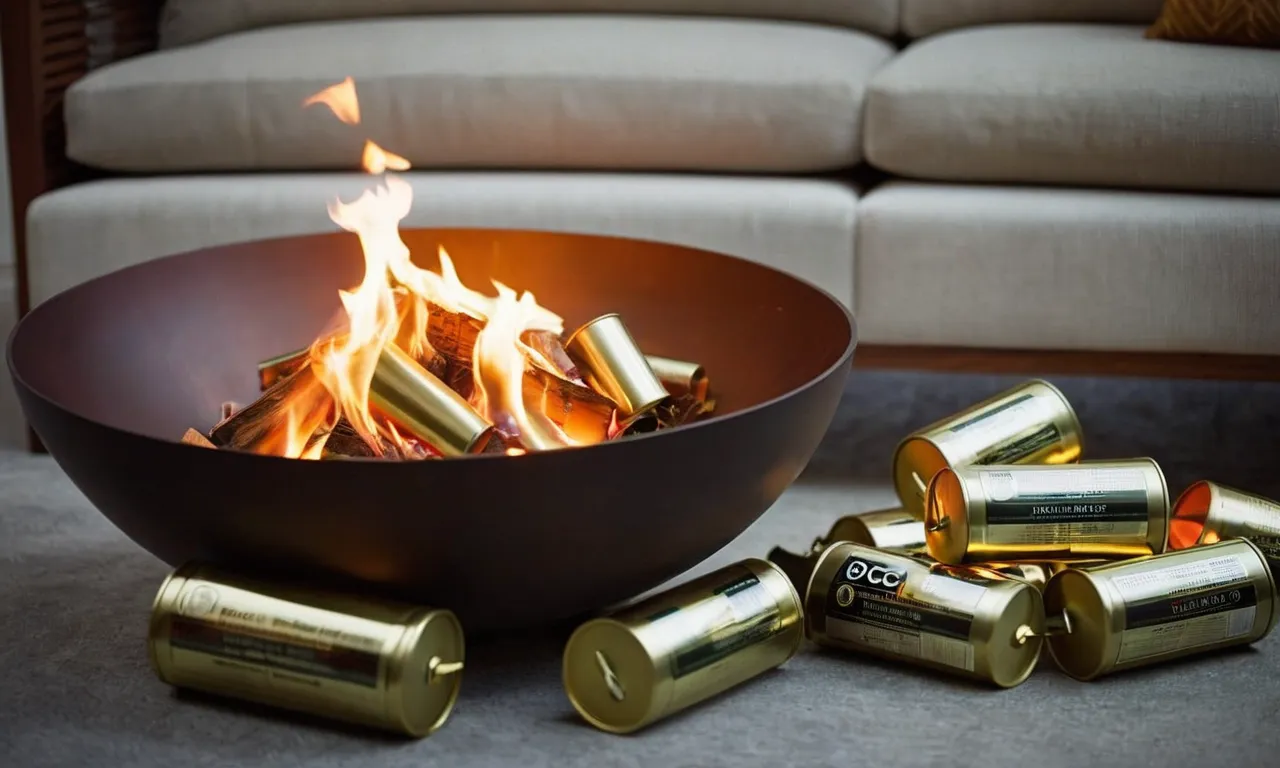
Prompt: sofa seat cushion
<box><xmin>856</xmin><ymin>182</ymin><xmax>1280</xmax><ymax>355</ymax></box>
<box><xmin>900</xmin><ymin>0</ymin><xmax>1163</xmax><ymax>38</ymax></box>
<box><xmin>27</xmin><ymin>173</ymin><xmax>859</xmax><ymax>308</ymax></box>
<box><xmin>864</xmin><ymin>24</ymin><xmax>1280</xmax><ymax>193</ymax></box>
<box><xmin>159</xmin><ymin>0</ymin><xmax>901</xmax><ymax>48</ymax></box>
<box><xmin>66</xmin><ymin>16</ymin><xmax>894</xmax><ymax>174</ymax></box>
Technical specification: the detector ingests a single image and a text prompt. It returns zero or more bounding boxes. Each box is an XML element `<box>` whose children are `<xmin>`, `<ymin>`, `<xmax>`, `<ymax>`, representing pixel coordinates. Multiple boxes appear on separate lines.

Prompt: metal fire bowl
<box><xmin>8</xmin><ymin>230</ymin><xmax>856</xmax><ymax>632</ymax></box>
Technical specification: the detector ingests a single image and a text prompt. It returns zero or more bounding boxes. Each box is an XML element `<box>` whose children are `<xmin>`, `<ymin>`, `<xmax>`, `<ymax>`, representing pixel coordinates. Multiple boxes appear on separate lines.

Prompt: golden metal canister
<box><xmin>804</xmin><ymin>543</ymin><xmax>1047</xmax><ymax>688</ymax></box>
<box><xmin>1043</xmin><ymin>539</ymin><xmax>1278</xmax><ymax>681</ymax></box>
<box><xmin>827</xmin><ymin>508</ymin><xmax>928</xmax><ymax>554</ymax></box>
<box><xmin>565</xmin><ymin>314</ymin><xmax>668</xmax><ymax>417</ymax></box>
<box><xmin>562</xmin><ymin>558</ymin><xmax>803</xmax><ymax>734</ymax></box>
<box><xmin>893</xmin><ymin>380</ymin><xmax>1084</xmax><ymax>520</ymax></box>
<box><xmin>924</xmin><ymin>459</ymin><xmax>1169</xmax><ymax>565</ymax></box>
<box><xmin>149</xmin><ymin>563</ymin><xmax>465</xmax><ymax>737</ymax></box>
<box><xmin>1036</xmin><ymin>559</ymin><xmax>1113</xmax><ymax>580</ymax></box>
<box><xmin>370</xmin><ymin>343</ymin><xmax>494</xmax><ymax>456</ymax></box>
<box><xmin>967</xmin><ymin>563</ymin><xmax>1049</xmax><ymax>593</ymax></box>
<box><xmin>645</xmin><ymin>355</ymin><xmax>709</xmax><ymax>402</ymax></box>
<box><xmin>766</xmin><ymin>508</ymin><xmax>927</xmax><ymax>594</ymax></box>
<box><xmin>1170</xmin><ymin>481</ymin><xmax>1280</xmax><ymax>571</ymax></box>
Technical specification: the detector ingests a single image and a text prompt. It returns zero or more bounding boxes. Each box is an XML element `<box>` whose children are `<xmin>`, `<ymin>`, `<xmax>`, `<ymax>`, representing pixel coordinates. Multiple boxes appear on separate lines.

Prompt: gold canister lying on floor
<box><xmin>829</xmin><ymin>508</ymin><xmax>929</xmax><ymax>554</ymax></box>
<box><xmin>893</xmin><ymin>380</ymin><xmax>1084</xmax><ymax>519</ymax></box>
<box><xmin>565</xmin><ymin>314</ymin><xmax>668</xmax><ymax>417</ymax></box>
<box><xmin>1170</xmin><ymin>481</ymin><xmax>1280</xmax><ymax>572</ymax></box>
<box><xmin>924</xmin><ymin>459</ymin><xmax>1169</xmax><ymax>564</ymax></box>
<box><xmin>370</xmin><ymin>343</ymin><xmax>495</xmax><ymax>455</ymax></box>
<box><xmin>767</xmin><ymin>508</ymin><xmax>927</xmax><ymax>593</ymax></box>
<box><xmin>645</xmin><ymin>355</ymin><xmax>709</xmax><ymax>402</ymax></box>
<box><xmin>562</xmin><ymin>558</ymin><xmax>803</xmax><ymax>734</ymax></box>
<box><xmin>149</xmin><ymin>563</ymin><xmax>465</xmax><ymax>738</ymax></box>
<box><xmin>1043</xmin><ymin>539</ymin><xmax>1278</xmax><ymax>681</ymax></box>
<box><xmin>804</xmin><ymin>543</ymin><xmax>1048</xmax><ymax>688</ymax></box>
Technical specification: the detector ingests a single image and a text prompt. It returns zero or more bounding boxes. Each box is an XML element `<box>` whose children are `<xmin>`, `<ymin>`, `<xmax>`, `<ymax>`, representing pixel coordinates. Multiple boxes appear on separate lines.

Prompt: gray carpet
<box><xmin>2</xmin><ymin>370</ymin><xmax>1278</xmax><ymax>767</ymax></box>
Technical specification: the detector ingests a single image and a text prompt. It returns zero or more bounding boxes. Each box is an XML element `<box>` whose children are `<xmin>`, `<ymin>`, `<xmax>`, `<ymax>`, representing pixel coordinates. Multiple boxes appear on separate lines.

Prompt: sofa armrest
<box><xmin>2</xmin><ymin>0</ymin><xmax>162</xmax><ymax>314</ymax></box>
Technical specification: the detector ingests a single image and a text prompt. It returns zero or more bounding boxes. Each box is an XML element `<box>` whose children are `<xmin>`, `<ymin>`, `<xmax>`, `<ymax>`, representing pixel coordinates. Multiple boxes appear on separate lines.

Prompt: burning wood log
<box><xmin>210</xmin><ymin>364</ymin><xmax>335</xmax><ymax>455</ymax></box>
<box><xmin>522</xmin><ymin>329</ymin><xmax>584</xmax><ymax>384</ymax></box>
<box><xmin>313</xmin><ymin>417</ymin><xmax>440</xmax><ymax>461</ymax></box>
<box><xmin>425</xmin><ymin>302</ymin><xmax>484</xmax><ymax>364</ymax></box>
<box><xmin>257</xmin><ymin>349</ymin><xmax>310</xmax><ymax>391</ymax></box>
<box><xmin>393</xmin><ymin>292</ymin><xmax>450</xmax><ymax>380</ymax></box>
<box><xmin>181</xmin><ymin>428</ymin><xmax>217</xmax><ymax>449</ymax></box>
<box><xmin>257</xmin><ymin>292</ymin><xmax>450</xmax><ymax>392</ymax></box>
<box><xmin>523</xmin><ymin>368</ymin><xmax>616</xmax><ymax>445</ymax></box>
<box><xmin>313</xmin><ymin>418</ymin><xmax>378</xmax><ymax>459</ymax></box>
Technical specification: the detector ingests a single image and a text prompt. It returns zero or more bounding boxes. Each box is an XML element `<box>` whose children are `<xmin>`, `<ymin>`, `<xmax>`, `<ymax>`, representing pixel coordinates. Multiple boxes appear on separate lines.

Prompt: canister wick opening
<box><xmin>427</xmin><ymin>657</ymin><xmax>464</xmax><ymax>684</ymax></box>
<box><xmin>1014</xmin><ymin>611</ymin><xmax>1073</xmax><ymax>645</ymax></box>
<box><xmin>595</xmin><ymin>650</ymin><xmax>626</xmax><ymax>702</ymax></box>
<box><xmin>926</xmin><ymin>517</ymin><xmax>950</xmax><ymax>533</ymax></box>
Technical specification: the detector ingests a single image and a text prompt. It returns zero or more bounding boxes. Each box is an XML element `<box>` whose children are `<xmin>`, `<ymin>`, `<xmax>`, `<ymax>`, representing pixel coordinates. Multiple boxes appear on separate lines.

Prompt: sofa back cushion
<box><xmin>159</xmin><ymin>0</ymin><xmax>900</xmax><ymax>47</ymax></box>
<box><xmin>901</xmin><ymin>0</ymin><xmax>1164</xmax><ymax>37</ymax></box>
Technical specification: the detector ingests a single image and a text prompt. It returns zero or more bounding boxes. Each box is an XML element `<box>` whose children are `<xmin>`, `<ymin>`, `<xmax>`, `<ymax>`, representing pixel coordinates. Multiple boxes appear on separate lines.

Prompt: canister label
<box><xmin>649</xmin><ymin>572</ymin><xmax>781</xmax><ymax>680</ymax></box>
<box><xmin>947</xmin><ymin>393</ymin><xmax>1064</xmax><ymax>465</ymax></box>
<box><xmin>823</xmin><ymin>556</ymin><xmax>984</xmax><ymax>672</ymax></box>
<box><xmin>163</xmin><ymin>581</ymin><xmax>390</xmax><ymax>707</ymax></box>
<box><xmin>1220</xmin><ymin>495</ymin><xmax>1280</xmax><ymax>538</ymax></box>
<box><xmin>1252</xmin><ymin>536</ymin><xmax>1280</xmax><ymax>561</ymax></box>
<box><xmin>979</xmin><ymin>468</ymin><xmax>1150</xmax><ymax>545</ymax></box>
<box><xmin>1112</xmin><ymin>555</ymin><xmax>1258</xmax><ymax>662</ymax></box>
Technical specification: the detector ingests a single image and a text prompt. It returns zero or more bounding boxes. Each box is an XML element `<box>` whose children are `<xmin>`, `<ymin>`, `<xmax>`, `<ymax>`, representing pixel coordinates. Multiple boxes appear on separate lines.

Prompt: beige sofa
<box><xmin>6</xmin><ymin>0</ymin><xmax>1280</xmax><ymax>379</ymax></box>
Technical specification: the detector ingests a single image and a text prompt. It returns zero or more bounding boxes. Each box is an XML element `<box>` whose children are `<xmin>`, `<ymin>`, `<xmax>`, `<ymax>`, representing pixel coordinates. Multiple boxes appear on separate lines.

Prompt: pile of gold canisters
<box><xmin>144</xmin><ymin>380</ymin><xmax>1280</xmax><ymax>738</ymax></box>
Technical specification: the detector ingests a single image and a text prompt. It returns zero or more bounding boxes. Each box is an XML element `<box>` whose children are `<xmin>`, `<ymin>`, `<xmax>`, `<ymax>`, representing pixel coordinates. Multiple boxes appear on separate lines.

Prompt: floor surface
<box><xmin>1</xmin><ymin>370</ymin><xmax>1277</xmax><ymax>767</ymax></box>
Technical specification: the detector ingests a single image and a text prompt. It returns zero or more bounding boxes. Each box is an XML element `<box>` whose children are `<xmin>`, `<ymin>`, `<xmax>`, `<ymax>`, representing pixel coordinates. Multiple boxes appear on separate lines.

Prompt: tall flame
<box><xmin>472</xmin><ymin>284</ymin><xmax>576</xmax><ymax>450</ymax></box>
<box><xmin>289</xmin><ymin>77</ymin><xmax>575</xmax><ymax>458</ymax></box>
<box><xmin>310</xmin><ymin>164</ymin><xmax>412</xmax><ymax>448</ymax></box>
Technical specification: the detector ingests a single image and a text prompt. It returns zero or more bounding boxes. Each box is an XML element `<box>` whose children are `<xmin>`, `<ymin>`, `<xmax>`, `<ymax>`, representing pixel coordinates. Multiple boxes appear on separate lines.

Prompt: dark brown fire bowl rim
<box><xmin>7</xmin><ymin>228</ymin><xmax>859</xmax><ymax>464</ymax></box>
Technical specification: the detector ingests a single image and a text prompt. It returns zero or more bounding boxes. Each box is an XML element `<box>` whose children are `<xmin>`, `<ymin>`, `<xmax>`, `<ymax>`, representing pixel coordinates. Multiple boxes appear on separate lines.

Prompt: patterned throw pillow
<box><xmin>1146</xmin><ymin>0</ymin><xmax>1280</xmax><ymax>47</ymax></box>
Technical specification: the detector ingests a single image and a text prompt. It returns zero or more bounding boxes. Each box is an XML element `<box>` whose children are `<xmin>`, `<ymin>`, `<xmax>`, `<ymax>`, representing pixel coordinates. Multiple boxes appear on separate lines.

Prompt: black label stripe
<box><xmin>659</xmin><ymin>573</ymin><xmax>781</xmax><ymax>680</ymax></box>
<box><xmin>824</xmin><ymin>556</ymin><xmax>974</xmax><ymax>643</ymax></box>
<box><xmin>947</xmin><ymin>394</ymin><xmax>1035</xmax><ymax>434</ymax></box>
<box><xmin>975</xmin><ymin>424</ymin><xmax>1063</xmax><ymax>466</ymax></box>
<box><xmin>1124</xmin><ymin>585</ymin><xmax>1258</xmax><ymax>630</ymax></box>
<box><xmin>828</xmin><ymin>594</ymin><xmax>972</xmax><ymax>642</ymax></box>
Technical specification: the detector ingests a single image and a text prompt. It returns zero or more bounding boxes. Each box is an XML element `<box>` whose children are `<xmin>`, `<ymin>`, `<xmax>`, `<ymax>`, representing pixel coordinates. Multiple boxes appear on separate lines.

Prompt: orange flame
<box><xmin>303</xmin><ymin>77</ymin><xmax>361</xmax><ymax>125</ymax></box>
<box><xmin>472</xmin><ymin>284</ymin><xmax>576</xmax><ymax>450</ymax></box>
<box><xmin>309</xmin><ymin>158</ymin><xmax>411</xmax><ymax>450</ymax></box>
<box><xmin>290</xmin><ymin>77</ymin><xmax>575</xmax><ymax>458</ymax></box>
<box><xmin>284</xmin><ymin>399</ymin><xmax>329</xmax><ymax>460</ymax></box>
<box><xmin>363</xmin><ymin>141</ymin><xmax>410</xmax><ymax>174</ymax></box>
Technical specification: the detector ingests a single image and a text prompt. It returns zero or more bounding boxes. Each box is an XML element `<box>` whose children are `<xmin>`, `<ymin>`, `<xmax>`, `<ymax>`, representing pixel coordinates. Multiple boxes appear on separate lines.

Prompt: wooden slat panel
<box><xmin>4</xmin><ymin>0</ymin><xmax>163</xmax><ymax>322</ymax></box>
<box><xmin>44</xmin><ymin>35</ymin><xmax>91</xmax><ymax>58</ymax></box>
